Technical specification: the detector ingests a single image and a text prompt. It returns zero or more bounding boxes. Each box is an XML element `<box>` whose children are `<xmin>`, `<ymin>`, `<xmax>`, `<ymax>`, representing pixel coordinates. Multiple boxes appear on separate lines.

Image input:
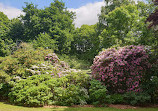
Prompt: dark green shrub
<box><xmin>150</xmin><ymin>76</ymin><xmax>158</xmax><ymax>103</ymax></box>
<box><xmin>109</xmin><ymin>94</ymin><xmax>124</xmax><ymax>104</ymax></box>
<box><xmin>123</xmin><ymin>92</ymin><xmax>151</xmax><ymax>105</ymax></box>
<box><xmin>0</xmin><ymin>38</ymin><xmax>15</xmax><ymax>57</ymax></box>
<box><xmin>142</xmin><ymin>46</ymin><xmax>158</xmax><ymax>103</ymax></box>
<box><xmin>143</xmin><ymin>76</ymin><xmax>158</xmax><ymax>103</ymax></box>
<box><xmin>89</xmin><ymin>79</ymin><xmax>110</xmax><ymax>105</ymax></box>
<box><xmin>0</xmin><ymin>70</ymin><xmax>11</xmax><ymax>99</ymax></box>
<box><xmin>0</xmin><ymin>83</ymin><xmax>12</xmax><ymax>100</ymax></box>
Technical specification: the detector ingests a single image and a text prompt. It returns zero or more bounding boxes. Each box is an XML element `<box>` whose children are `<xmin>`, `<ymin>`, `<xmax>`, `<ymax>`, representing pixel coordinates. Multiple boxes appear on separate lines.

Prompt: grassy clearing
<box><xmin>0</xmin><ymin>102</ymin><xmax>158</xmax><ymax>111</ymax></box>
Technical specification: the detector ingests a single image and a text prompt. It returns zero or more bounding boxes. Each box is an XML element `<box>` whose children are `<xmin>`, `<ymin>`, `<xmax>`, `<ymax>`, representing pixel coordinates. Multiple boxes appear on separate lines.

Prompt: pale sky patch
<box><xmin>0</xmin><ymin>3</ymin><xmax>25</xmax><ymax>19</ymax></box>
<box><xmin>69</xmin><ymin>1</ymin><xmax>105</xmax><ymax>28</ymax></box>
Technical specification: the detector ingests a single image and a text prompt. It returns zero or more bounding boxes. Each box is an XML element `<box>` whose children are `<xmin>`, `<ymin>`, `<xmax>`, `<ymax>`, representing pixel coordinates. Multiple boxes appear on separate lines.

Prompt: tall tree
<box><xmin>0</xmin><ymin>12</ymin><xmax>10</xmax><ymax>39</ymax></box>
<box><xmin>21</xmin><ymin>2</ymin><xmax>41</xmax><ymax>41</ymax></box>
<box><xmin>0</xmin><ymin>12</ymin><xmax>15</xmax><ymax>57</ymax></box>
<box><xmin>98</xmin><ymin>0</ymin><xmax>134</xmax><ymax>31</ymax></box>
<box><xmin>72</xmin><ymin>24</ymin><xmax>99</xmax><ymax>61</ymax></box>
<box><xmin>98</xmin><ymin>0</ymin><xmax>154</xmax><ymax>48</ymax></box>
<box><xmin>21</xmin><ymin>0</ymin><xmax>75</xmax><ymax>53</ymax></box>
<box><xmin>7</xmin><ymin>18</ymin><xmax>25</xmax><ymax>41</ymax></box>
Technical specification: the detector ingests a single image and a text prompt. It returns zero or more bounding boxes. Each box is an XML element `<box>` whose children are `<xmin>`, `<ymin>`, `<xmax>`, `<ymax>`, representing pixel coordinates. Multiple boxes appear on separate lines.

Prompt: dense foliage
<box><xmin>72</xmin><ymin>25</ymin><xmax>99</xmax><ymax>61</ymax></box>
<box><xmin>0</xmin><ymin>43</ymin><xmax>93</xmax><ymax>106</ymax></box>
<box><xmin>0</xmin><ymin>0</ymin><xmax>157</xmax><ymax>107</ymax></box>
<box><xmin>9</xmin><ymin>72</ymin><xmax>90</xmax><ymax>106</ymax></box>
<box><xmin>146</xmin><ymin>0</ymin><xmax>158</xmax><ymax>28</ymax></box>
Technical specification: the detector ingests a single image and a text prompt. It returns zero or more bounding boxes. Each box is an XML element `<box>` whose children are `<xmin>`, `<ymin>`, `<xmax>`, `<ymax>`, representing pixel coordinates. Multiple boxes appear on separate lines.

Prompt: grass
<box><xmin>0</xmin><ymin>102</ymin><xmax>158</xmax><ymax>111</ymax></box>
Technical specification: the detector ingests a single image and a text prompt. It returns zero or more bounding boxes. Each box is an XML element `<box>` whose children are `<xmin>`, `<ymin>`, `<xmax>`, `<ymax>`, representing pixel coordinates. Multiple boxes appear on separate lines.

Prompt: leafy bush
<box><xmin>52</xmin><ymin>84</ymin><xmax>89</xmax><ymax>106</ymax></box>
<box><xmin>123</xmin><ymin>92</ymin><xmax>151</xmax><ymax>105</ymax></box>
<box><xmin>0</xmin><ymin>38</ymin><xmax>15</xmax><ymax>57</ymax></box>
<box><xmin>0</xmin><ymin>56</ymin><xmax>19</xmax><ymax>76</ymax></box>
<box><xmin>0</xmin><ymin>43</ymin><xmax>55</xmax><ymax>100</ymax></box>
<box><xmin>143</xmin><ymin>47</ymin><xmax>158</xmax><ymax>103</ymax></box>
<box><xmin>58</xmin><ymin>70</ymin><xmax>90</xmax><ymax>87</ymax></box>
<box><xmin>91</xmin><ymin>45</ymin><xmax>151</xmax><ymax>94</ymax></box>
<box><xmin>0</xmin><ymin>43</ymin><xmax>53</xmax><ymax>78</ymax></box>
<box><xmin>9</xmin><ymin>71</ymin><xmax>90</xmax><ymax>106</ymax></box>
<box><xmin>12</xmin><ymin>43</ymin><xmax>53</xmax><ymax>68</ymax></box>
<box><xmin>58</xmin><ymin>54</ymin><xmax>91</xmax><ymax>70</ymax></box>
<box><xmin>0</xmin><ymin>70</ymin><xmax>11</xmax><ymax>99</ymax></box>
<box><xmin>47</xmin><ymin>71</ymin><xmax>90</xmax><ymax>106</ymax></box>
<box><xmin>89</xmin><ymin>79</ymin><xmax>110</xmax><ymax>105</ymax></box>
<box><xmin>0</xmin><ymin>83</ymin><xmax>12</xmax><ymax>100</ymax></box>
<box><xmin>9</xmin><ymin>75</ymin><xmax>53</xmax><ymax>107</ymax></box>
<box><xmin>109</xmin><ymin>94</ymin><xmax>124</xmax><ymax>104</ymax></box>
<box><xmin>45</xmin><ymin>53</ymin><xmax>69</xmax><ymax>70</ymax></box>
<box><xmin>143</xmin><ymin>76</ymin><xmax>158</xmax><ymax>103</ymax></box>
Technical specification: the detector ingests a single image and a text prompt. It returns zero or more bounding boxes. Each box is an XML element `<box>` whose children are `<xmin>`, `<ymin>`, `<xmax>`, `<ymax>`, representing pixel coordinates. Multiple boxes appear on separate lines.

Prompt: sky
<box><xmin>0</xmin><ymin>0</ymin><xmax>104</xmax><ymax>27</ymax></box>
<box><xmin>0</xmin><ymin>0</ymin><xmax>144</xmax><ymax>27</ymax></box>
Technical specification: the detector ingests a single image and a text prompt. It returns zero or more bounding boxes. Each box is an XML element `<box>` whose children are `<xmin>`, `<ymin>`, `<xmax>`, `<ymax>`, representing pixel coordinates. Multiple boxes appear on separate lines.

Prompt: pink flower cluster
<box><xmin>91</xmin><ymin>45</ymin><xmax>151</xmax><ymax>93</ymax></box>
<box><xmin>45</xmin><ymin>53</ymin><xmax>59</xmax><ymax>64</ymax></box>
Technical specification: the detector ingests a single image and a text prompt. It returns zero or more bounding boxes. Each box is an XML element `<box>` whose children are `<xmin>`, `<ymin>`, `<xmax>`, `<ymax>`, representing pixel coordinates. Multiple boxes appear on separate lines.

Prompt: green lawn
<box><xmin>0</xmin><ymin>102</ymin><xmax>158</xmax><ymax>111</ymax></box>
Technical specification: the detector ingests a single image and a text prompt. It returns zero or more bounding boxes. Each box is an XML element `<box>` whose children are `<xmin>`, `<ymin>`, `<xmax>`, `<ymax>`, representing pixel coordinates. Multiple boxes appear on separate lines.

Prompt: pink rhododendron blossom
<box><xmin>91</xmin><ymin>45</ymin><xmax>151</xmax><ymax>93</ymax></box>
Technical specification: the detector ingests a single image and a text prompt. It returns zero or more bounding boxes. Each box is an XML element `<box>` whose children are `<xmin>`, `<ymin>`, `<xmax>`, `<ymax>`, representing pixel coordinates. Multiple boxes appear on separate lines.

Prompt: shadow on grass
<box><xmin>49</xmin><ymin>106</ymin><xmax>158</xmax><ymax>111</ymax></box>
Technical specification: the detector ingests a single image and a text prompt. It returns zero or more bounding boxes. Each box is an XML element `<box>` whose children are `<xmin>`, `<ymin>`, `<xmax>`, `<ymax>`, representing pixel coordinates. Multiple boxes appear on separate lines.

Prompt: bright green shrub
<box><xmin>89</xmin><ymin>79</ymin><xmax>110</xmax><ymax>105</ymax></box>
<box><xmin>1</xmin><ymin>42</ymin><xmax>91</xmax><ymax>106</ymax></box>
<box><xmin>0</xmin><ymin>56</ymin><xmax>19</xmax><ymax>76</ymax></box>
<box><xmin>53</xmin><ymin>84</ymin><xmax>89</xmax><ymax>106</ymax></box>
<box><xmin>59</xmin><ymin>70</ymin><xmax>90</xmax><ymax>87</ymax></box>
<box><xmin>46</xmin><ymin>71</ymin><xmax>90</xmax><ymax>106</ymax></box>
<box><xmin>0</xmin><ymin>43</ymin><xmax>55</xmax><ymax>100</ymax></box>
<box><xmin>9</xmin><ymin>75</ymin><xmax>53</xmax><ymax>107</ymax></box>
<box><xmin>9</xmin><ymin>71</ymin><xmax>90</xmax><ymax>106</ymax></box>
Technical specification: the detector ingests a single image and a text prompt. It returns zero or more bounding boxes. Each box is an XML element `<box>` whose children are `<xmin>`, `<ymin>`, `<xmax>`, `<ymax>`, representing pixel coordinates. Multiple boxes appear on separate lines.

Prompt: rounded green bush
<box><xmin>9</xmin><ymin>71</ymin><xmax>90</xmax><ymax>106</ymax></box>
<box><xmin>9</xmin><ymin>75</ymin><xmax>53</xmax><ymax>107</ymax></box>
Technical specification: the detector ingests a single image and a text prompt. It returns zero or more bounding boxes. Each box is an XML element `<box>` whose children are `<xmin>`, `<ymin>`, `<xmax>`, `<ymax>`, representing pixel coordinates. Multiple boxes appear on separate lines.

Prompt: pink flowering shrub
<box><xmin>45</xmin><ymin>53</ymin><xmax>59</xmax><ymax>64</ymax></box>
<box><xmin>91</xmin><ymin>45</ymin><xmax>151</xmax><ymax>94</ymax></box>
